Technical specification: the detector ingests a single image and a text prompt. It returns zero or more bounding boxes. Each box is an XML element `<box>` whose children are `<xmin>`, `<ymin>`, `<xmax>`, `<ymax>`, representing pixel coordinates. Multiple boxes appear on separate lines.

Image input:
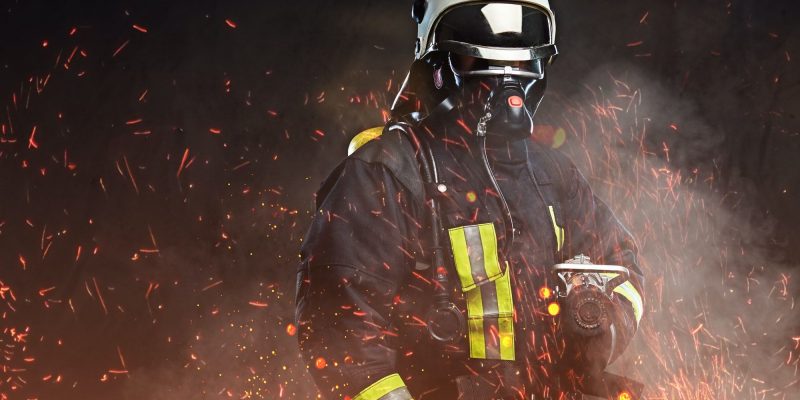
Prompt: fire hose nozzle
<box><xmin>552</xmin><ymin>255</ymin><xmax>630</xmax><ymax>296</ymax></box>
<box><xmin>551</xmin><ymin>255</ymin><xmax>631</xmax><ymax>336</ymax></box>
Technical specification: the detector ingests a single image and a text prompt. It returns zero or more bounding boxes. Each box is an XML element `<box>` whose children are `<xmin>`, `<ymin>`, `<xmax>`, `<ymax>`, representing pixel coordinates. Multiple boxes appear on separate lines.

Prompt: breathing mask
<box><xmin>394</xmin><ymin>1</ymin><xmax>558</xmax><ymax>138</ymax></box>
<box><xmin>448</xmin><ymin>53</ymin><xmax>547</xmax><ymax>139</ymax></box>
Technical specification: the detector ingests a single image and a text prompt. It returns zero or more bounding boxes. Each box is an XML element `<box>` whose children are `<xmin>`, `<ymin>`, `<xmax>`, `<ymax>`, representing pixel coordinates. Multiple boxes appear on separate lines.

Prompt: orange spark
<box><xmin>122</xmin><ymin>155</ymin><xmax>139</xmax><ymax>195</ymax></box>
<box><xmin>92</xmin><ymin>277</ymin><xmax>109</xmax><ymax>315</ymax></box>
<box><xmin>112</xmin><ymin>40</ymin><xmax>130</xmax><ymax>57</ymax></box>
<box><xmin>28</xmin><ymin>126</ymin><xmax>38</xmax><ymax>149</ymax></box>
<box><xmin>176</xmin><ymin>148</ymin><xmax>190</xmax><ymax>177</ymax></box>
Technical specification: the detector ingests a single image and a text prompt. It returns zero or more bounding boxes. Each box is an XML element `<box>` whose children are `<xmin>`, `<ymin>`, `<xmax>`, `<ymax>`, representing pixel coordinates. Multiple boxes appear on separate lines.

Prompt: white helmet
<box><xmin>412</xmin><ymin>0</ymin><xmax>557</xmax><ymax>62</ymax></box>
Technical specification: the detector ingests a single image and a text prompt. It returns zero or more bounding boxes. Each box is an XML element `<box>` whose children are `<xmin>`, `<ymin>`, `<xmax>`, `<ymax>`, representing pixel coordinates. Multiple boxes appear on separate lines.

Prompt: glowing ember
<box><xmin>547</xmin><ymin>302</ymin><xmax>561</xmax><ymax>316</ymax></box>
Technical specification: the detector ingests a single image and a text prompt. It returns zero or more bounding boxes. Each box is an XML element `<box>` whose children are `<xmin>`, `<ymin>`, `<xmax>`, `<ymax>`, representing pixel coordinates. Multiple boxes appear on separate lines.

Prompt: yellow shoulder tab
<box><xmin>348</xmin><ymin>126</ymin><xmax>383</xmax><ymax>156</ymax></box>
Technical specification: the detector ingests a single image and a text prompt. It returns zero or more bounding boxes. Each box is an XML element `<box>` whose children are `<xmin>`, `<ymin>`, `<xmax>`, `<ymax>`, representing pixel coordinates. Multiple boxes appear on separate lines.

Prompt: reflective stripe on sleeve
<box><xmin>352</xmin><ymin>373</ymin><xmax>413</xmax><ymax>400</ymax></box>
<box><xmin>613</xmin><ymin>281</ymin><xmax>643</xmax><ymax>325</ymax></box>
<box><xmin>600</xmin><ymin>273</ymin><xmax>644</xmax><ymax>326</ymax></box>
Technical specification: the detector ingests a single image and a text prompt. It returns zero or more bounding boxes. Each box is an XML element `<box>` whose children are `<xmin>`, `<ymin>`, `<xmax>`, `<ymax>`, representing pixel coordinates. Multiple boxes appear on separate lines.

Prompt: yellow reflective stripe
<box><xmin>449</xmin><ymin>223</ymin><xmax>503</xmax><ymax>291</ymax></box>
<box><xmin>467</xmin><ymin>317</ymin><xmax>487</xmax><ymax>359</ymax></box>
<box><xmin>600</xmin><ymin>273</ymin><xmax>644</xmax><ymax>325</ymax></box>
<box><xmin>498</xmin><ymin>315</ymin><xmax>515</xmax><ymax>361</ymax></box>
<box><xmin>347</xmin><ymin>126</ymin><xmax>383</xmax><ymax>156</ymax></box>
<box><xmin>495</xmin><ymin>270</ymin><xmax>515</xmax><ymax>361</ymax></box>
<box><xmin>448</xmin><ymin>227</ymin><xmax>476</xmax><ymax>290</ymax></box>
<box><xmin>478</xmin><ymin>223</ymin><xmax>503</xmax><ymax>280</ymax></box>
<box><xmin>614</xmin><ymin>282</ymin><xmax>643</xmax><ymax>325</ymax></box>
<box><xmin>548</xmin><ymin>206</ymin><xmax>564</xmax><ymax>251</ymax></box>
<box><xmin>353</xmin><ymin>373</ymin><xmax>407</xmax><ymax>400</ymax></box>
<box><xmin>451</xmin><ymin>223</ymin><xmax>515</xmax><ymax>361</ymax></box>
<box><xmin>465</xmin><ymin>268</ymin><xmax>515</xmax><ymax>361</ymax></box>
<box><xmin>465</xmin><ymin>281</ymin><xmax>485</xmax><ymax>316</ymax></box>
<box><xmin>465</xmin><ymin>286</ymin><xmax>486</xmax><ymax>359</ymax></box>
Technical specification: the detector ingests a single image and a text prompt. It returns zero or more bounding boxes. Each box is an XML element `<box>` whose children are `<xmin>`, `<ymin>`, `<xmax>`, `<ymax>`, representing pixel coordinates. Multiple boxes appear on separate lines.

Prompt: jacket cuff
<box><xmin>351</xmin><ymin>373</ymin><xmax>413</xmax><ymax>400</ymax></box>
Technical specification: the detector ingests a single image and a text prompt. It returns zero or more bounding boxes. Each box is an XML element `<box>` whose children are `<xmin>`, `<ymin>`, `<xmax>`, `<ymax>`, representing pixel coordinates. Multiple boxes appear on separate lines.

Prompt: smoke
<box><xmin>543</xmin><ymin>63</ymin><xmax>799</xmax><ymax>399</ymax></box>
<box><xmin>0</xmin><ymin>1</ymin><xmax>796</xmax><ymax>399</ymax></box>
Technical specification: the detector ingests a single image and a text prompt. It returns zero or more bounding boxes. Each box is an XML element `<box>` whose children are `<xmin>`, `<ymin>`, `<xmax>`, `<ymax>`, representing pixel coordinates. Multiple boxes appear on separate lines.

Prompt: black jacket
<box><xmin>296</xmin><ymin>116</ymin><xmax>644</xmax><ymax>400</ymax></box>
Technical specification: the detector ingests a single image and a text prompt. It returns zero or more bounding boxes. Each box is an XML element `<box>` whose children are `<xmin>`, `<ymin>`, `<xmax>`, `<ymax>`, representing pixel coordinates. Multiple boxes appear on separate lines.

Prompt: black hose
<box><xmin>392</xmin><ymin>122</ymin><xmax>464</xmax><ymax>343</ymax></box>
<box><xmin>477</xmin><ymin>133</ymin><xmax>516</xmax><ymax>256</ymax></box>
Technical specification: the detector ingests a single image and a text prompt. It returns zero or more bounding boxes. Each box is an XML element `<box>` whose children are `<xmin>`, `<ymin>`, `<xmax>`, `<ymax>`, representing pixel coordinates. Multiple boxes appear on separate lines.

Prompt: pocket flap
<box><xmin>448</xmin><ymin>223</ymin><xmax>506</xmax><ymax>291</ymax></box>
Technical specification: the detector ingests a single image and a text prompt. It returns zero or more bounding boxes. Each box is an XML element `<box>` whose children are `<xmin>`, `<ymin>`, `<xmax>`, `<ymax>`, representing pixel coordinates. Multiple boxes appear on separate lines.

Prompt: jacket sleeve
<box><xmin>296</xmin><ymin>158</ymin><xmax>421</xmax><ymax>400</ymax></box>
<box><xmin>562</xmin><ymin>164</ymin><xmax>645</xmax><ymax>365</ymax></box>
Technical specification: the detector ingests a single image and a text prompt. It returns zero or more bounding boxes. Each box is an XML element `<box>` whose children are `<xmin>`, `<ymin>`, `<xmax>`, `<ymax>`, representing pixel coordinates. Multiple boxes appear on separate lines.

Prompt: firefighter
<box><xmin>295</xmin><ymin>1</ymin><xmax>644</xmax><ymax>399</ymax></box>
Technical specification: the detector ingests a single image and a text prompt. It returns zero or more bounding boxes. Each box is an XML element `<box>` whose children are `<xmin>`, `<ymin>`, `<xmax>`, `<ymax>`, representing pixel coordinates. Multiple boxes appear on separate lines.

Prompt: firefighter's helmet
<box><xmin>412</xmin><ymin>0</ymin><xmax>557</xmax><ymax>63</ymax></box>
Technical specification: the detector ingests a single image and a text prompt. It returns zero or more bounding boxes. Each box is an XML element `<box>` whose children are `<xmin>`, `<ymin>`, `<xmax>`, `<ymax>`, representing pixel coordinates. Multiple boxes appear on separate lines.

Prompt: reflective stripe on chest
<box><xmin>448</xmin><ymin>223</ymin><xmax>515</xmax><ymax>361</ymax></box>
<box><xmin>447</xmin><ymin>201</ymin><xmax>565</xmax><ymax>360</ymax></box>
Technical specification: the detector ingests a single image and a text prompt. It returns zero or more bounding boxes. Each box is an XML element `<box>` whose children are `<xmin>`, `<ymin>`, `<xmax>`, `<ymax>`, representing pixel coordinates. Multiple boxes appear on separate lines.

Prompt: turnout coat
<box><xmin>296</xmin><ymin>116</ymin><xmax>644</xmax><ymax>400</ymax></box>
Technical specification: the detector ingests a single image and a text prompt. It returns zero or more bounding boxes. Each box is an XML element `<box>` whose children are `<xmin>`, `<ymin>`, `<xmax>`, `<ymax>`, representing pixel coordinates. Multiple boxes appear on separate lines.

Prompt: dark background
<box><xmin>0</xmin><ymin>0</ymin><xmax>797</xmax><ymax>399</ymax></box>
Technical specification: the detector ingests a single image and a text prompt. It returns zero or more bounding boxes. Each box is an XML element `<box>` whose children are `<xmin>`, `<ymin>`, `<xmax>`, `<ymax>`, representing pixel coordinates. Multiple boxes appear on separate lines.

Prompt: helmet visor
<box><xmin>433</xmin><ymin>3</ymin><xmax>551</xmax><ymax>57</ymax></box>
<box><xmin>448</xmin><ymin>53</ymin><xmax>544</xmax><ymax>79</ymax></box>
